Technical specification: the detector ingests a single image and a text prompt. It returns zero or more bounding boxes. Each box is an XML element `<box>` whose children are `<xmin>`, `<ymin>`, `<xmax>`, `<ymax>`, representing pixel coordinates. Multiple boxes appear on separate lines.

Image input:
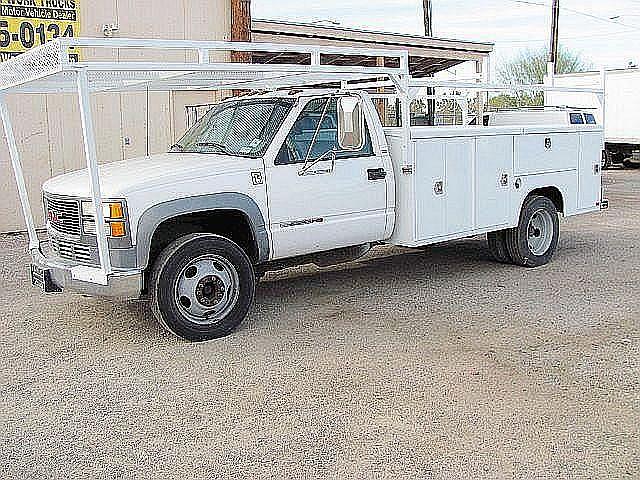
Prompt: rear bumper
<box><xmin>31</xmin><ymin>248</ymin><xmax>143</xmax><ymax>299</ymax></box>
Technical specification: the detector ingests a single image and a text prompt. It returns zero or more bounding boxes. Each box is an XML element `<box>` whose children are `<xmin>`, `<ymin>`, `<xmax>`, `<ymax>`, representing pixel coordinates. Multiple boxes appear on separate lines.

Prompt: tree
<box><xmin>490</xmin><ymin>46</ymin><xmax>592</xmax><ymax>108</ymax></box>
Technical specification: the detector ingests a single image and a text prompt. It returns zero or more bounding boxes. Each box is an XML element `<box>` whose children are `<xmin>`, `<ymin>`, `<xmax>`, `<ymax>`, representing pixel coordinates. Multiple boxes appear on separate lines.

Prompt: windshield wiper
<box><xmin>170</xmin><ymin>143</ymin><xmax>184</xmax><ymax>151</ymax></box>
<box><xmin>196</xmin><ymin>141</ymin><xmax>230</xmax><ymax>154</ymax></box>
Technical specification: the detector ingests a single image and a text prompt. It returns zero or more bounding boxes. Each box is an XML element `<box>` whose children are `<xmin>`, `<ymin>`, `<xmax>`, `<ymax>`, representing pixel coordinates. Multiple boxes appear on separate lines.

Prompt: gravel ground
<box><xmin>1</xmin><ymin>170</ymin><xmax>639</xmax><ymax>479</ymax></box>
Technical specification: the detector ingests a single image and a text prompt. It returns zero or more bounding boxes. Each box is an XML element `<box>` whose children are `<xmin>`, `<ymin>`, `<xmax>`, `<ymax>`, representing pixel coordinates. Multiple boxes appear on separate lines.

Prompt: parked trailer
<box><xmin>0</xmin><ymin>38</ymin><xmax>607</xmax><ymax>341</ymax></box>
<box><xmin>547</xmin><ymin>68</ymin><xmax>640</xmax><ymax>169</ymax></box>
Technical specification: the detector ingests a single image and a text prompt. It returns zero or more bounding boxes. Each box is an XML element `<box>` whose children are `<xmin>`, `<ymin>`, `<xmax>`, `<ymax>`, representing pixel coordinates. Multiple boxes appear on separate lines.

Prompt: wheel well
<box><xmin>147</xmin><ymin>210</ymin><xmax>259</xmax><ymax>271</ymax></box>
<box><xmin>528</xmin><ymin>187</ymin><xmax>564</xmax><ymax>214</ymax></box>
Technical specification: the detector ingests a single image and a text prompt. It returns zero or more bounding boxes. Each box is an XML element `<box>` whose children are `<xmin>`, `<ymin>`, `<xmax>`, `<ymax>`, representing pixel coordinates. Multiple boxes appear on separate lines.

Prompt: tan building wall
<box><xmin>0</xmin><ymin>0</ymin><xmax>231</xmax><ymax>232</ymax></box>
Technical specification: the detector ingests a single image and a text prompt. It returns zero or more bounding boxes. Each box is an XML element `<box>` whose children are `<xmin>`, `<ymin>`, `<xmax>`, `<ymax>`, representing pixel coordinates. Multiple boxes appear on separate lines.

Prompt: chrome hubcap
<box><xmin>527</xmin><ymin>209</ymin><xmax>554</xmax><ymax>256</ymax></box>
<box><xmin>175</xmin><ymin>255</ymin><xmax>239</xmax><ymax>324</ymax></box>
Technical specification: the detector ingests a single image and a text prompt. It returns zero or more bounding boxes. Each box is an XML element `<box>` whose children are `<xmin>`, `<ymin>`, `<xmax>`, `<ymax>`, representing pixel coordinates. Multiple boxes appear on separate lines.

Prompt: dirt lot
<box><xmin>1</xmin><ymin>170</ymin><xmax>638</xmax><ymax>479</ymax></box>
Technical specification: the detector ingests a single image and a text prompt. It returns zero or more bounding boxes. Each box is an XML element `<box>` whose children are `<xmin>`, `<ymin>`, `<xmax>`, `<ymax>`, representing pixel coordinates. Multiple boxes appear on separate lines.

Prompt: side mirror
<box><xmin>337</xmin><ymin>97</ymin><xmax>365</xmax><ymax>151</ymax></box>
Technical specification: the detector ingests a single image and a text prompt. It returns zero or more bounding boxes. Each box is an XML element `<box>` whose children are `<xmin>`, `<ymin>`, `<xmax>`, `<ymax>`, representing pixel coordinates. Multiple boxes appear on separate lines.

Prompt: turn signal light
<box><xmin>109</xmin><ymin>221</ymin><xmax>126</xmax><ymax>237</ymax></box>
<box><xmin>109</xmin><ymin>202</ymin><xmax>124</xmax><ymax>219</ymax></box>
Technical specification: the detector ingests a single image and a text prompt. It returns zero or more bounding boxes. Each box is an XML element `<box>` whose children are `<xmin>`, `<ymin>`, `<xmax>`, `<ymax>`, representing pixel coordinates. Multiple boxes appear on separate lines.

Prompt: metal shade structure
<box><xmin>251</xmin><ymin>19</ymin><xmax>495</xmax><ymax>77</ymax></box>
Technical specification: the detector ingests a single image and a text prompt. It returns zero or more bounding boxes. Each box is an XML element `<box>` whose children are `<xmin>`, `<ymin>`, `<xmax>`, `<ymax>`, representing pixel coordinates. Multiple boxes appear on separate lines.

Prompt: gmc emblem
<box><xmin>48</xmin><ymin>210</ymin><xmax>59</xmax><ymax>223</ymax></box>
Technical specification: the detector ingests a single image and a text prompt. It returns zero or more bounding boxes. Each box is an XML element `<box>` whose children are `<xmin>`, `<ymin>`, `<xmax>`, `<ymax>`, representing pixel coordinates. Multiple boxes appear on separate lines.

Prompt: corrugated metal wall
<box><xmin>0</xmin><ymin>0</ymin><xmax>231</xmax><ymax>232</ymax></box>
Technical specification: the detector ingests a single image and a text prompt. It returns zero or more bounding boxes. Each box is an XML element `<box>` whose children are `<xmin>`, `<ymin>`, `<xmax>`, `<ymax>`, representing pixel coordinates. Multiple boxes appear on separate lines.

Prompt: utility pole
<box><xmin>423</xmin><ymin>0</ymin><xmax>435</xmax><ymax>125</ymax></box>
<box><xmin>231</xmin><ymin>0</ymin><xmax>251</xmax><ymax>96</ymax></box>
<box><xmin>423</xmin><ymin>0</ymin><xmax>433</xmax><ymax>37</ymax></box>
<box><xmin>548</xmin><ymin>0</ymin><xmax>560</xmax><ymax>74</ymax></box>
<box><xmin>231</xmin><ymin>0</ymin><xmax>252</xmax><ymax>64</ymax></box>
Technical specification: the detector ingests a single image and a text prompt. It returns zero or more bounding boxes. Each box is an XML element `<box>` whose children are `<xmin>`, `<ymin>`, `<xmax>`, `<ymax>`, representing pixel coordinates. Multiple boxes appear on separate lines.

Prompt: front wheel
<box><xmin>149</xmin><ymin>234</ymin><xmax>256</xmax><ymax>342</ymax></box>
<box><xmin>505</xmin><ymin>195</ymin><xmax>559</xmax><ymax>268</ymax></box>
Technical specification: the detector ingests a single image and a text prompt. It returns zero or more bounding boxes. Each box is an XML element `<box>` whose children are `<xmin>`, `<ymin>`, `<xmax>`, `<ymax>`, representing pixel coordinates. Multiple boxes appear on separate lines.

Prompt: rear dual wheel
<box><xmin>487</xmin><ymin>195</ymin><xmax>559</xmax><ymax>268</ymax></box>
<box><xmin>487</xmin><ymin>230</ymin><xmax>511</xmax><ymax>264</ymax></box>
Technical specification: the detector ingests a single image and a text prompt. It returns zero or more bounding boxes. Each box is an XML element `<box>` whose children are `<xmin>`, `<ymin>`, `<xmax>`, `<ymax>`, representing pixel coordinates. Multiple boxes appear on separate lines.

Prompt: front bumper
<box><xmin>31</xmin><ymin>247</ymin><xmax>143</xmax><ymax>300</ymax></box>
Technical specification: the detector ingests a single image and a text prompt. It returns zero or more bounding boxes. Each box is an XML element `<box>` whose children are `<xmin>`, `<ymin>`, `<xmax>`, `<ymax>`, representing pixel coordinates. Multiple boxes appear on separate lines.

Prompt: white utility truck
<box><xmin>1</xmin><ymin>39</ymin><xmax>606</xmax><ymax>341</ymax></box>
<box><xmin>547</xmin><ymin>68</ymin><xmax>640</xmax><ymax>169</ymax></box>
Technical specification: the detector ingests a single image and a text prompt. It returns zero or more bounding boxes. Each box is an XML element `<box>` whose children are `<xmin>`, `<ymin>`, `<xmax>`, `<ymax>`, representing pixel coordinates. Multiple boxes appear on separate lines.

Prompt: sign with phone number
<box><xmin>0</xmin><ymin>0</ymin><xmax>80</xmax><ymax>62</ymax></box>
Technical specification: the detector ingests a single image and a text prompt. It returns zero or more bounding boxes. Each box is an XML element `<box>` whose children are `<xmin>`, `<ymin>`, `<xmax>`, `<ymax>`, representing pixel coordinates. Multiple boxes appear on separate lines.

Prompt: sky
<box><xmin>253</xmin><ymin>0</ymin><xmax>640</xmax><ymax>74</ymax></box>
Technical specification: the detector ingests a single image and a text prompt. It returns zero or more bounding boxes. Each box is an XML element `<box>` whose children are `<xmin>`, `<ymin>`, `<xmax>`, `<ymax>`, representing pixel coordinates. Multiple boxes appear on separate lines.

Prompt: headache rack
<box><xmin>0</xmin><ymin>37</ymin><xmax>605</xmax><ymax>286</ymax></box>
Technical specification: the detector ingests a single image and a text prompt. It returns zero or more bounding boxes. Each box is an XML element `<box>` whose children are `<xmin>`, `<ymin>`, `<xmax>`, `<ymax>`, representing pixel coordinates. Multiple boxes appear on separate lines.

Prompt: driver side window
<box><xmin>276</xmin><ymin>97</ymin><xmax>373</xmax><ymax>165</ymax></box>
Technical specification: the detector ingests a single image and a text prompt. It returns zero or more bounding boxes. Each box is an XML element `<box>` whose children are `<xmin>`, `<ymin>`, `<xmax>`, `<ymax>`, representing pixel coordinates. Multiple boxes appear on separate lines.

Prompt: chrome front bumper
<box><xmin>30</xmin><ymin>247</ymin><xmax>143</xmax><ymax>300</ymax></box>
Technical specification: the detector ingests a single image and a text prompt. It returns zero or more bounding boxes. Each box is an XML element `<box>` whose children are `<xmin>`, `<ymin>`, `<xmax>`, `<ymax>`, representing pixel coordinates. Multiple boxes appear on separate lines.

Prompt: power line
<box><xmin>499</xmin><ymin>29</ymin><xmax>640</xmax><ymax>44</ymax></box>
<box><xmin>508</xmin><ymin>0</ymin><xmax>640</xmax><ymax>32</ymax></box>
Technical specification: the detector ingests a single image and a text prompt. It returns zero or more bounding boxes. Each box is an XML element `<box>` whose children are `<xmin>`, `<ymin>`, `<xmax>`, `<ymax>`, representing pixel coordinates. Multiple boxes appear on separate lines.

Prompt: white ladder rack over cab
<box><xmin>0</xmin><ymin>37</ymin><xmax>605</xmax><ymax>285</ymax></box>
<box><xmin>0</xmin><ymin>37</ymin><xmax>409</xmax><ymax>285</ymax></box>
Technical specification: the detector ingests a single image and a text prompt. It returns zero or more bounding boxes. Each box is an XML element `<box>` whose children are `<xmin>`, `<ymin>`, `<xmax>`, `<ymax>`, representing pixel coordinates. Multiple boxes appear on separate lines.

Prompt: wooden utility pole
<box><xmin>231</xmin><ymin>0</ymin><xmax>252</xmax><ymax>64</ymax></box>
<box><xmin>423</xmin><ymin>0</ymin><xmax>433</xmax><ymax>37</ymax></box>
<box><xmin>549</xmin><ymin>0</ymin><xmax>560</xmax><ymax>74</ymax></box>
<box><xmin>423</xmin><ymin>0</ymin><xmax>435</xmax><ymax>125</ymax></box>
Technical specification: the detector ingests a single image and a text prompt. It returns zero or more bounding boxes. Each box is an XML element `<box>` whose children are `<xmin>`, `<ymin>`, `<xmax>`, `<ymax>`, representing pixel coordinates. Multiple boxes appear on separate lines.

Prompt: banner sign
<box><xmin>0</xmin><ymin>0</ymin><xmax>80</xmax><ymax>62</ymax></box>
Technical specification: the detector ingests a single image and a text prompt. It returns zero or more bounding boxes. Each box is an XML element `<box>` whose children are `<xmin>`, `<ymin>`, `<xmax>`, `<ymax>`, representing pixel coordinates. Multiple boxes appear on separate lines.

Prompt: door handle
<box><xmin>368</xmin><ymin>168</ymin><xmax>387</xmax><ymax>181</ymax></box>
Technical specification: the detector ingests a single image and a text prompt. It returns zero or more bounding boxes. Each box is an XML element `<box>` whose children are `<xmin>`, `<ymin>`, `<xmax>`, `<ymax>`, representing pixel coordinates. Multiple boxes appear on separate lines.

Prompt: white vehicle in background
<box><xmin>0</xmin><ymin>38</ymin><xmax>608</xmax><ymax>342</ymax></box>
<box><xmin>547</xmin><ymin>68</ymin><xmax>640</xmax><ymax>169</ymax></box>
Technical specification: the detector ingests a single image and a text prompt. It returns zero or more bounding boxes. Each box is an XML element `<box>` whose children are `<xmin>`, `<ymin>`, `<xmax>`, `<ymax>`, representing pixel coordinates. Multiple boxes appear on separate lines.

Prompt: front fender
<box><xmin>135</xmin><ymin>193</ymin><xmax>270</xmax><ymax>269</ymax></box>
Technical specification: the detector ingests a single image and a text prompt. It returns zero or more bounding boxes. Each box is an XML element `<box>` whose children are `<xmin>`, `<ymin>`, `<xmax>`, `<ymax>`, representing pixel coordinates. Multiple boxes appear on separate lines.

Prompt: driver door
<box><xmin>265</xmin><ymin>96</ymin><xmax>389</xmax><ymax>260</ymax></box>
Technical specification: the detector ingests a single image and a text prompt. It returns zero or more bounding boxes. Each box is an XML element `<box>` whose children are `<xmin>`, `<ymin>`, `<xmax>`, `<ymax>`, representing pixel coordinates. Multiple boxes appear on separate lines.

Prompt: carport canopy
<box><xmin>252</xmin><ymin>19</ymin><xmax>494</xmax><ymax>77</ymax></box>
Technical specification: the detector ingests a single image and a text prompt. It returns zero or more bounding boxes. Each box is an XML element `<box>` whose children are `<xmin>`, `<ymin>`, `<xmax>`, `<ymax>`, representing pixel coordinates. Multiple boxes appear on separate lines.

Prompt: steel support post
<box><xmin>76</xmin><ymin>69</ymin><xmax>112</xmax><ymax>278</ymax></box>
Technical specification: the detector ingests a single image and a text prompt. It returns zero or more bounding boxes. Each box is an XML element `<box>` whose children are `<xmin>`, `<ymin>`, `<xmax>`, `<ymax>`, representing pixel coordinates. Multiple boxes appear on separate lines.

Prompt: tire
<box><xmin>505</xmin><ymin>195</ymin><xmax>559</xmax><ymax>268</ymax></box>
<box><xmin>149</xmin><ymin>233</ymin><xmax>256</xmax><ymax>342</ymax></box>
<box><xmin>623</xmin><ymin>160</ymin><xmax>640</xmax><ymax>169</ymax></box>
<box><xmin>487</xmin><ymin>230</ymin><xmax>513</xmax><ymax>264</ymax></box>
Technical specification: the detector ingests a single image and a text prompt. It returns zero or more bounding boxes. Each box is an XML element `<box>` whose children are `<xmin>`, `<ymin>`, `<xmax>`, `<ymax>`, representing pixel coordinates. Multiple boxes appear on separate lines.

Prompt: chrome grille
<box><xmin>45</xmin><ymin>196</ymin><xmax>81</xmax><ymax>236</ymax></box>
<box><xmin>50</xmin><ymin>237</ymin><xmax>97</xmax><ymax>265</ymax></box>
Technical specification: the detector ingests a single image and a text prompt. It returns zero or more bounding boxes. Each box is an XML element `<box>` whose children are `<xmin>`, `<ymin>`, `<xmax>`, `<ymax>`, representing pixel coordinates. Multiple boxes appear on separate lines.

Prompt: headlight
<box><xmin>81</xmin><ymin>200</ymin><xmax>127</xmax><ymax>237</ymax></box>
<box><xmin>81</xmin><ymin>201</ymin><xmax>124</xmax><ymax>219</ymax></box>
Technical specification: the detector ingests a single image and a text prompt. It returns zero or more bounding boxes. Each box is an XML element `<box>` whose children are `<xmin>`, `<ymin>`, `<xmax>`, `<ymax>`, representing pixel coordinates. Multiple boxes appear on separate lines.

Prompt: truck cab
<box><xmin>39</xmin><ymin>90</ymin><xmax>397</xmax><ymax>339</ymax></box>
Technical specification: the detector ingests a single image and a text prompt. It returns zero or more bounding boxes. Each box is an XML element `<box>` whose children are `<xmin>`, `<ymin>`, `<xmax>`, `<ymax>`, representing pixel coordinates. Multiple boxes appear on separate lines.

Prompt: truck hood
<box><xmin>43</xmin><ymin>153</ymin><xmax>261</xmax><ymax>198</ymax></box>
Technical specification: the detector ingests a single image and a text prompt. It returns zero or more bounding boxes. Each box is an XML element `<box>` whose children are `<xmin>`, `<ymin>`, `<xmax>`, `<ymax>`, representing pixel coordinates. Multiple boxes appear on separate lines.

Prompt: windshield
<box><xmin>170</xmin><ymin>99</ymin><xmax>295</xmax><ymax>157</ymax></box>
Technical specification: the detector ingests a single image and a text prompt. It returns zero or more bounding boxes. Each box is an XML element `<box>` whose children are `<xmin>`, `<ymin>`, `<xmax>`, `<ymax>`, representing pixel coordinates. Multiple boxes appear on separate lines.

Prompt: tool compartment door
<box><xmin>415</xmin><ymin>140</ymin><xmax>446</xmax><ymax>240</ymax></box>
<box><xmin>578</xmin><ymin>131</ymin><xmax>603</xmax><ymax>211</ymax></box>
<box><xmin>475</xmin><ymin>135</ymin><xmax>513</xmax><ymax>230</ymax></box>
<box><xmin>414</xmin><ymin>137</ymin><xmax>474</xmax><ymax>241</ymax></box>
<box><xmin>515</xmin><ymin>131</ymin><xmax>579</xmax><ymax>175</ymax></box>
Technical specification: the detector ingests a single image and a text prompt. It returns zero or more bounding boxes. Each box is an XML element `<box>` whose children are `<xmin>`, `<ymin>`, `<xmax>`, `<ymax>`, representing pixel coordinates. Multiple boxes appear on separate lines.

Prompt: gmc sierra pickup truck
<box><xmin>36</xmin><ymin>88</ymin><xmax>605</xmax><ymax>341</ymax></box>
